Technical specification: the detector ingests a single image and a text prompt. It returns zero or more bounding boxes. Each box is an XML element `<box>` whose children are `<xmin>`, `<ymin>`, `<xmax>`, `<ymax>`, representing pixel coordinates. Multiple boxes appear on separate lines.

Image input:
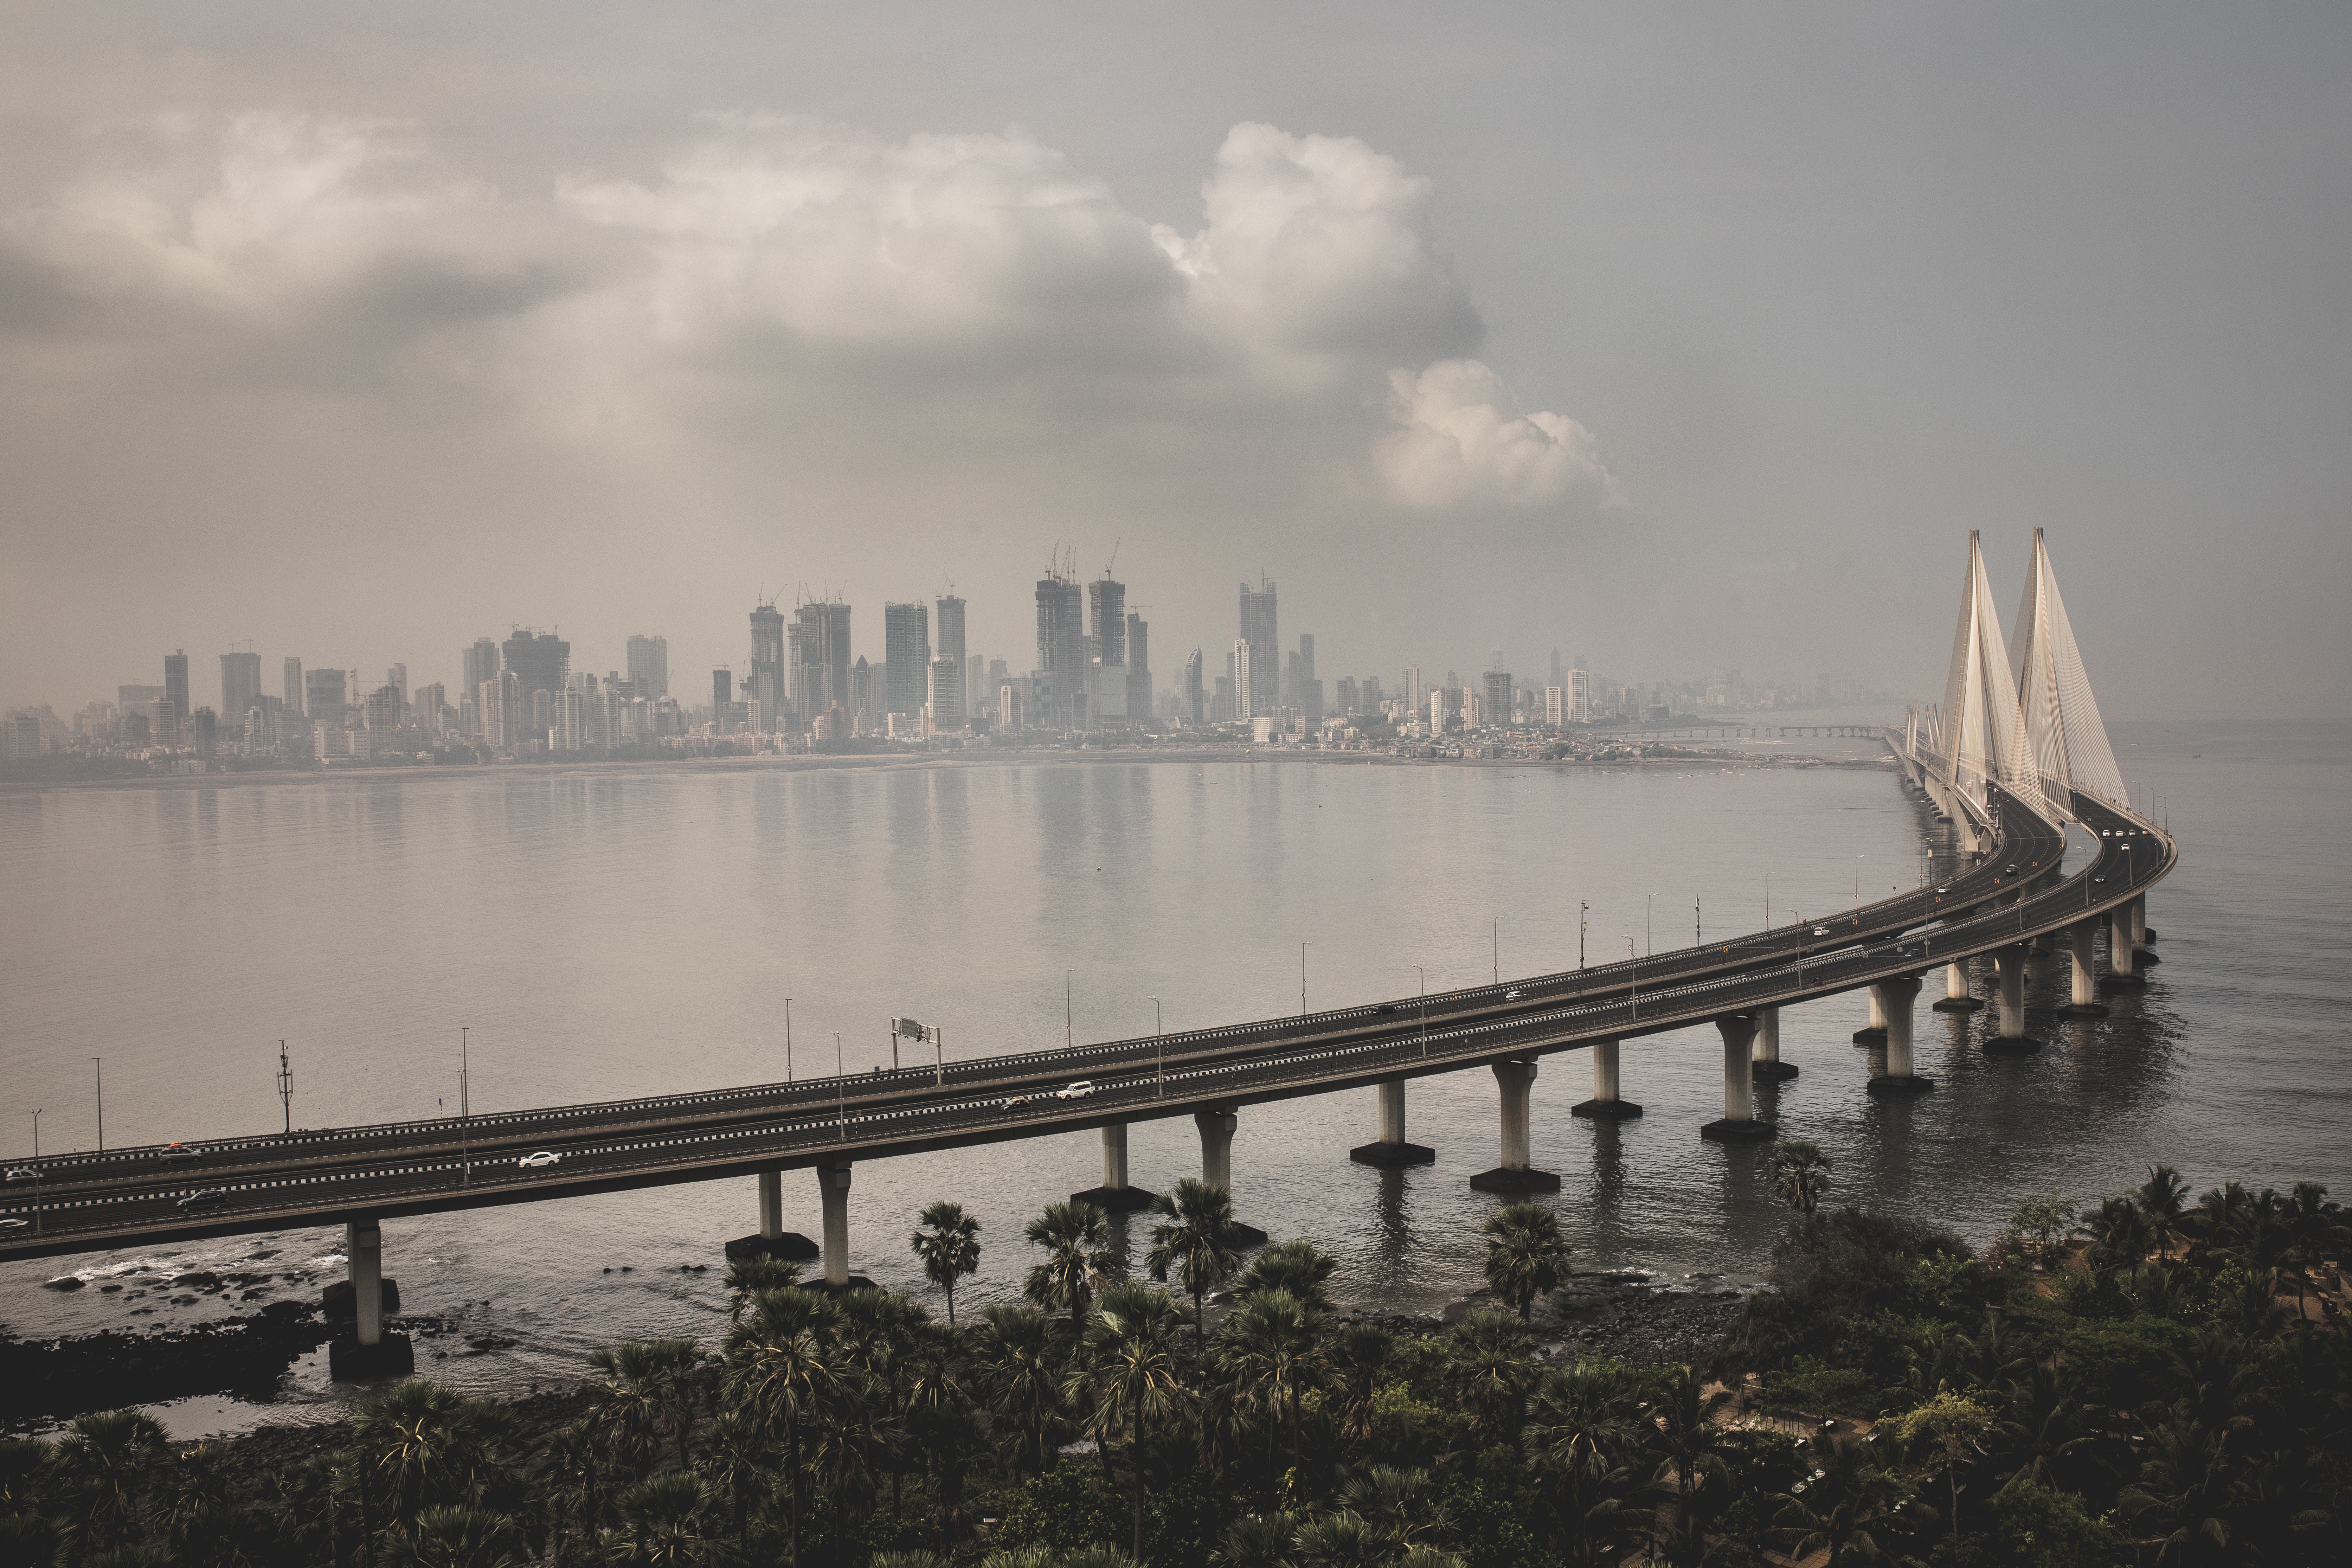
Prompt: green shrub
<box><xmin>2054</xmin><ymin>1318</ymin><xmax>2196</xmax><ymax>1412</ymax></box>
<box><xmin>1761</xmin><ymin>1356</ymin><xmax>1877</xmax><ymax>1416</ymax></box>
<box><xmin>1989</xmin><ymin>1478</ymin><xmax>2125</xmax><ymax>1568</ymax></box>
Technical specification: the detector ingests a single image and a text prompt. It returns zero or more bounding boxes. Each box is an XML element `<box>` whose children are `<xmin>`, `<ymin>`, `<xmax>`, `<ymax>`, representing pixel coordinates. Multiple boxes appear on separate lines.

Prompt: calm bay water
<box><xmin>2</xmin><ymin>715</ymin><xmax>2345</xmax><ymax>1435</ymax></box>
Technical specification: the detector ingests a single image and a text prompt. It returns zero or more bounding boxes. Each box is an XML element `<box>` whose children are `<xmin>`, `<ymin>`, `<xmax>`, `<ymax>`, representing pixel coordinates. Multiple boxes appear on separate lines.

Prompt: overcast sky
<box><xmin>2</xmin><ymin>2</ymin><xmax>2344</xmax><ymax>719</ymax></box>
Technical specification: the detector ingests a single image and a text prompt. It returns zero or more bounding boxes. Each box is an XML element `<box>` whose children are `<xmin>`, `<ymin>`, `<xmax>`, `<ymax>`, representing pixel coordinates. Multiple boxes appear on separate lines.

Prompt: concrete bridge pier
<box><xmin>1351</xmin><ymin>1078</ymin><xmax>1437</xmax><ymax>1165</ymax></box>
<box><xmin>1933</xmin><ymin>958</ymin><xmax>1983</xmax><ymax>1013</ymax></box>
<box><xmin>1194</xmin><ymin>1110</ymin><xmax>1268</xmax><ymax>1243</ymax></box>
<box><xmin>1867</xmin><ymin>976</ymin><xmax>1933</xmax><ymax>1097</ymax></box>
<box><xmin>1986</xmin><ymin>946</ymin><xmax>2044</xmax><ymax>1055</ymax></box>
<box><xmin>814</xmin><ymin>1162</ymin><xmax>874</xmax><ymax>1290</ymax></box>
<box><xmin>1072</xmin><ymin>1124</ymin><xmax>1158</xmax><ymax>1210</ymax></box>
<box><xmin>1472</xmin><ymin>1060</ymin><xmax>1561</xmax><ymax>1191</ymax></box>
<box><xmin>2130</xmin><ymin>896</ymin><xmax>2161</xmax><ymax>965</ymax></box>
<box><xmin>1702</xmin><ymin>1016</ymin><xmax>1777</xmax><ymax>1143</ymax></box>
<box><xmin>327</xmin><ymin>1218</ymin><xmax>414</xmax><ymax>1380</ymax></box>
<box><xmin>1573</xmin><ymin>1038</ymin><xmax>1645</xmax><ymax>1119</ymax></box>
<box><xmin>2058</xmin><ymin>920</ymin><xmax>2109</xmax><ymax>1017</ymax></box>
<box><xmin>725</xmin><ymin>1170</ymin><xmax>821</xmax><ymax>1264</ymax></box>
<box><xmin>1753</xmin><ymin>1005</ymin><xmax>1798</xmax><ymax>1082</ymax></box>
<box><xmin>1853</xmin><ymin>986</ymin><xmax>1888</xmax><ymax>1045</ymax></box>
<box><xmin>2102</xmin><ymin>903</ymin><xmax>2146</xmax><ymax>990</ymax></box>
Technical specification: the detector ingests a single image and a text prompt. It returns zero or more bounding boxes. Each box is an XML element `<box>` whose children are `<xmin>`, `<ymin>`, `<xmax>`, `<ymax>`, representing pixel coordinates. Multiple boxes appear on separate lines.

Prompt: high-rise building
<box><xmin>1034</xmin><ymin>570</ymin><xmax>1085</xmax><ymax>728</ymax></box>
<box><xmin>851</xmin><ymin>657</ymin><xmax>875</xmax><ymax>730</ymax></box>
<box><xmin>1483</xmin><ymin>670</ymin><xmax>1513</xmax><ymax>730</ymax></box>
<box><xmin>218</xmin><ymin>651</ymin><xmax>261</xmax><ymax>725</ymax></box>
<box><xmin>1239</xmin><ymin>579</ymin><xmax>1277</xmax><ymax>716</ymax></box>
<box><xmin>1545</xmin><ymin>686</ymin><xmax>1565</xmax><ymax>727</ymax></box>
<box><xmin>1567</xmin><ymin>668</ymin><xmax>1592</xmax><ymax>724</ymax></box>
<box><xmin>416</xmin><ymin>682</ymin><xmax>446</xmax><ymax>732</ymax></box>
<box><xmin>1550</xmin><ymin>649</ymin><xmax>1563</xmax><ymax>689</ymax></box>
<box><xmin>1125</xmin><ymin>612</ymin><xmax>1151</xmax><ymax>726</ymax></box>
<box><xmin>306</xmin><ymin>667</ymin><xmax>348</xmax><ymax>728</ymax></box>
<box><xmin>1402</xmin><ymin>666</ymin><xmax>1422</xmax><ymax>722</ymax></box>
<box><xmin>749</xmin><ymin>602</ymin><xmax>787</xmax><ymax>732</ymax></box>
<box><xmin>928</xmin><ymin>656</ymin><xmax>964</xmax><ymax>732</ymax></box>
<box><xmin>790</xmin><ymin>600</ymin><xmax>851</xmax><ymax>720</ymax></box>
<box><xmin>1182</xmin><ymin>648</ymin><xmax>1204</xmax><ymax>725</ymax></box>
<box><xmin>966</xmin><ymin>653</ymin><xmax>985</xmax><ymax>719</ymax></box>
<box><xmin>282</xmin><ymin>658</ymin><xmax>304</xmax><ymax>718</ymax></box>
<box><xmin>549</xmin><ymin>688</ymin><xmax>585</xmax><ymax>752</ymax></box>
<box><xmin>462</xmin><ymin>639</ymin><xmax>500</xmax><ymax>715</ymax></box>
<box><xmin>1298</xmin><ymin>634</ymin><xmax>1321</xmax><ymax>722</ymax></box>
<box><xmin>163</xmin><ymin>651</ymin><xmax>189</xmax><ymax>727</ymax></box>
<box><xmin>364</xmin><ymin>685</ymin><xmax>403</xmax><ymax>737</ymax></box>
<box><xmin>934</xmin><ymin>592</ymin><xmax>967</xmax><ymax>676</ymax></box>
<box><xmin>1232</xmin><ymin>638</ymin><xmax>1255</xmax><ymax>725</ymax></box>
<box><xmin>480</xmin><ymin>671</ymin><xmax>521</xmax><ymax>748</ymax></box>
<box><xmin>502</xmin><ymin>629</ymin><xmax>568</xmax><ymax>722</ymax></box>
<box><xmin>387</xmin><ymin>664</ymin><xmax>408</xmax><ymax>706</ymax></box>
<box><xmin>626</xmin><ymin>635</ymin><xmax>669</xmax><ymax>699</ymax></box>
<box><xmin>885</xmin><ymin>602</ymin><xmax>930</xmax><ymax>716</ymax></box>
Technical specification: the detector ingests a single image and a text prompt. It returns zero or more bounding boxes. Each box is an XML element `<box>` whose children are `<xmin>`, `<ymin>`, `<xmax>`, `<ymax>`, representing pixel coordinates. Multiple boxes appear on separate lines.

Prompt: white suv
<box><xmin>1054</xmin><ymin>1081</ymin><xmax>1097</xmax><ymax>1101</ymax></box>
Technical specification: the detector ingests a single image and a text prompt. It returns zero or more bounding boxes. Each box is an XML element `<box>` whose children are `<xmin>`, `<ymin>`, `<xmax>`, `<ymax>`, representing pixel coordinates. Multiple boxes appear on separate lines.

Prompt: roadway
<box><xmin>0</xmin><ymin>780</ymin><xmax>2164</xmax><ymax>1264</ymax></box>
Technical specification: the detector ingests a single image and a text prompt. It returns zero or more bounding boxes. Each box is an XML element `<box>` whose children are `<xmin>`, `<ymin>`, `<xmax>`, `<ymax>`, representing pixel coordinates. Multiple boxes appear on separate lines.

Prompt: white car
<box><xmin>518</xmin><ymin>1151</ymin><xmax>561</xmax><ymax>1169</ymax></box>
<box><xmin>3</xmin><ymin>1167</ymin><xmax>40</xmax><ymax>1184</ymax></box>
<box><xmin>1811</xmin><ymin>926</ymin><xmax>1830</xmax><ymax>937</ymax></box>
<box><xmin>0</xmin><ymin>1218</ymin><xmax>27</xmax><ymax>1232</ymax></box>
<box><xmin>1054</xmin><ymin>1081</ymin><xmax>1097</xmax><ymax>1101</ymax></box>
<box><xmin>1504</xmin><ymin>989</ymin><xmax>1523</xmax><ymax>1001</ymax></box>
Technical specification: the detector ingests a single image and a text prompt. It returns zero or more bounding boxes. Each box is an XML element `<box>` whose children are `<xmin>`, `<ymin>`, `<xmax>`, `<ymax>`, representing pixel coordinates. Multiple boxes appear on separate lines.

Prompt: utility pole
<box><xmin>460</xmin><ymin>1028</ymin><xmax>471</xmax><ymax>1187</ymax></box>
<box><xmin>785</xmin><ymin>998</ymin><xmax>793</xmax><ymax>1082</ymax></box>
<box><xmin>1579</xmin><ymin>902</ymin><xmax>1587</xmax><ymax>970</ymax></box>
<box><xmin>1066</xmin><ymin>971</ymin><xmax>1073</xmax><ymax>1050</ymax></box>
<box><xmin>1625</xmin><ymin>938</ymin><xmax>1638</xmax><ymax>1024</ymax></box>
<box><xmin>1493</xmin><ymin>917</ymin><xmax>1499</xmax><ymax>986</ymax></box>
<box><xmin>1150</xmin><ymin>996</ymin><xmax>1163</xmax><ymax>1095</ymax></box>
<box><xmin>1695</xmin><ymin>897</ymin><xmax>1701</xmax><ymax>947</ymax></box>
<box><xmin>834</xmin><ymin>1032</ymin><xmax>844</xmax><ymax>1138</ymax></box>
<box><xmin>276</xmin><ymin>1041</ymin><xmax>292</xmax><ymax>1134</ymax></box>
<box><xmin>92</xmin><ymin>1058</ymin><xmax>102</xmax><ymax>1152</ymax></box>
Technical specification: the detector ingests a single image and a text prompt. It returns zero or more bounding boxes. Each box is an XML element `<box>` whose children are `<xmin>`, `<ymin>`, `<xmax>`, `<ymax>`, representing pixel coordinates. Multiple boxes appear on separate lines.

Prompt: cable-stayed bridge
<box><xmin>1</xmin><ymin>532</ymin><xmax>2174</xmax><ymax>1377</ymax></box>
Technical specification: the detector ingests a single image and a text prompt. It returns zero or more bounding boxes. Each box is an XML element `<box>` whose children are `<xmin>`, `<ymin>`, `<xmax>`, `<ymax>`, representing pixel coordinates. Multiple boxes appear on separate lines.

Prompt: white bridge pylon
<box><xmin>2011</xmin><ymin>527</ymin><xmax>2129</xmax><ymax>812</ymax></box>
<box><xmin>1932</xmin><ymin>531</ymin><xmax>2047</xmax><ymax>846</ymax></box>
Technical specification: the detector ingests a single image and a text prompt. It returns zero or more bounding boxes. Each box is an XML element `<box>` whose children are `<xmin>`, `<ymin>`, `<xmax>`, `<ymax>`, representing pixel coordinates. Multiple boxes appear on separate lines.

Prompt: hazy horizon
<box><xmin>3</xmin><ymin>3</ymin><xmax>2345</xmax><ymax>721</ymax></box>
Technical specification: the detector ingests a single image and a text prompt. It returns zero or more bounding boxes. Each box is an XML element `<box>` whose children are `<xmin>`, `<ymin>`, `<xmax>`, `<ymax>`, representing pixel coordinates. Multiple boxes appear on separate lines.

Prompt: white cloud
<box><xmin>1375</xmin><ymin>358</ymin><xmax>1621</xmax><ymax>510</ymax></box>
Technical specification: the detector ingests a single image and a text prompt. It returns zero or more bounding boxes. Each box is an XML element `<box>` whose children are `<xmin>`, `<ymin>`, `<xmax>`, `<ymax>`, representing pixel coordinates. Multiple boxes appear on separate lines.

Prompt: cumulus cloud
<box><xmin>1376</xmin><ymin>359</ymin><xmax>1621</xmax><ymax>510</ymax></box>
<box><xmin>5</xmin><ymin>114</ymin><xmax>567</xmax><ymax>330</ymax></box>
<box><xmin>1</xmin><ymin>111</ymin><xmax>1615</xmax><ymax>510</ymax></box>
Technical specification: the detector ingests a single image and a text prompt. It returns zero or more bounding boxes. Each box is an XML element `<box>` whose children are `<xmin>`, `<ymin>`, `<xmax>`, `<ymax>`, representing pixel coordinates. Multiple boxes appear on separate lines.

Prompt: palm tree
<box><xmin>381</xmin><ymin>1505</ymin><xmax>528</xmax><ymax>1568</ymax></box>
<box><xmin>349</xmin><ymin>1381</ymin><xmax>521</xmax><ymax>1540</ymax></box>
<box><xmin>1232</xmin><ymin>1240</ymin><xmax>1338</xmax><ymax>1315</ymax></box>
<box><xmin>1219</xmin><ymin>1288</ymin><xmax>1322</xmax><ymax>1475</ymax></box>
<box><xmin>1329</xmin><ymin>1322</ymin><xmax>1393</xmax><ymax>1445</ymax></box>
<box><xmin>1212</xmin><ymin>1512</ymin><xmax>1299</xmax><ymax>1568</ymax></box>
<box><xmin>587</xmin><ymin>1342</ymin><xmax>671</xmax><ymax>1480</ymax></box>
<box><xmin>1025</xmin><ymin>1200</ymin><xmax>1116</xmax><ymax>1334</ymax></box>
<box><xmin>1526</xmin><ymin>1363</ymin><xmax>1638</xmax><ymax>1566</ymax></box>
<box><xmin>1148</xmin><ymin>1178</ymin><xmax>1250</xmax><ymax>1349</ymax></box>
<box><xmin>1069</xmin><ymin>1280</ymin><xmax>1195</xmax><ymax>1560</ymax></box>
<box><xmin>1289</xmin><ymin>1511</ymin><xmax>1384</xmax><ymax>1568</ymax></box>
<box><xmin>1771</xmin><ymin>1434</ymin><xmax>1909</xmax><ymax>1568</ymax></box>
<box><xmin>50</xmin><ymin>1409</ymin><xmax>168</xmax><ymax>1555</ymax></box>
<box><xmin>692</xmin><ymin>1407</ymin><xmax>768</xmax><ymax>1547</ymax></box>
<box><xmin>1336</xmin><ymin>1466</ymin><xmax>1441</xmax><ymax>1556</ymax></box>
<box><xmin>973</xmin><ymin>1303</ymin><xmax>1062</xmax><ymax>1482</ymax></box>
<box><xmin>615</xmin><ymin>1472</ymin><xmax>717</xmax><ymax>1568</ymax></box>
<box><xmin>1639</xmin><ymin>1365</ymin><xmax>1734</xmax><ymax>1556</ymax></box>
<box><xmin>2082</xmin><ymin>1195</ymin><xmax>2154</xmax><ymax>1280</ymax></box>
<box><xmin>1447</xmin><ymin>1311</ymin><xmax>1537</xmax><ymax>1457</ymax></box>
<box><xmin>722</xmin><ymin>1256</ymin><xmax>801</xmax><ymax>1325</ymax></box>
<box><xmin>911</xmin><ymin>1200</ymin><xmax>983</xmax><ymax>1326</ymax></box>
<box><xmin>1771</xmin><ymin>1140</ymin><xmax>1833</xmax><ymax>1217</ymax></box>
<box><xmin>724</xmin><ymin>1285</ymin><xmax>846</xmax><ymax>1567</ymax></box>
<box><xmin>1481</xmin><ymin>1202</ymin><xmax>1570</xmax><ymax>1321</ymax></box>
<box><xmin>2137</xmin><ymin>1163</ymin><xmax>2191</xmax><ymax>1264</ymax></box>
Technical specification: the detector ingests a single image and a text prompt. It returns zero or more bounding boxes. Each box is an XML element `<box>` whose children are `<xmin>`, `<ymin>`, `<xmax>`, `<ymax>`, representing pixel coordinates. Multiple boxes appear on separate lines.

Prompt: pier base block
<box><xmin>2097</xmin><ymin>974</ymin><xmax>2147</xmax><ymax>992</ymax></box>
<box><xmin>1851</xmin><ymin>1028</ymin><xmax>1887</xmax><ymax>1046</ymax></box>
<box><xmin>1932</xmin><ymin>997</ymin><xmax>1984</xmax><ymax>1014</ymax></box>
<box><xmin>322</xmin><ymin>1279</ymin><xmax>400</xmax><ymax>1319</ymax></box>
<box><xmin>2056</xmin><ymin>1003</ymin><xmax>2110</xmax><ymax>1019</ymax></box>
<box><xmin>2136</xmin><ymin>950</ymin><xmax>2162</xmax><ymax>965</ymax></box>
<box><xmin>1866</xmin><ymin>1076</ymin><xmax>1937</xmax><ymax>1098</ymax></box>
<box><xmin>1699</xmin><ymin>1119</ymin><xmax>1779</xmax><ymax>1144</ymax></box>
<box><xmin>328</xmin><ymin>1333</ymin><xmax>415</xmax><ymax>1381</ymax></box>
<box><xmin>1753</xmin><ymin>1062</ymin><xmax>1800</xmax><ymax>1082</ymax></box>
<box><xmin>1068</xmin><ymin>1185</ymin><xmax>1158</xmax><ymax>1212</ymax></box>
<box><xmin>1571</xmin><ymin>1099</ymin><xmax>1645</xmax><ymax>1120</ymax></box>
<box><xmin>1470</xmin><ymin>1167</ymin><xmax>1563</xmax><ymax>1194</ymax></box>
<box><xmin>724</xmin><ymin>1232</ymin><xmax>821</xmax><ymax>1264</ymax></box>
<box><xmin>1349</xmin><ymin>1142</ymin><xmax>1436</xmax><ymax>1168</ymax></box>
<box><xmin>1983</xmin><ymin>1037</ymin><xmax>2045</xmax><ymax>1056</ymax></box>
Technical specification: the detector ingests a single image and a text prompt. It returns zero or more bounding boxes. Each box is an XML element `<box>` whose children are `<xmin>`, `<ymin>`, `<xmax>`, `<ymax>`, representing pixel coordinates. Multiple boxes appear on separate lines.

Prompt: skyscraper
<box><xmin>1126</xmin><ymin>612</ymin><xmax>1150</xmax><ymax>727</ymax></box>
<box><xmin>1182</xmin><ymin>648</ymin><xmax>1204</xmax><ymax>725</ymax></box>
<box><xmin>1232</xmin><ymin>638</ymin><xmax>1255</xmax><ymax>725</ymax></box>
<box><xmin>163</xmin><ymin>651</ymin><xmax>189</xmax><ymax>728</ymax></box>
<box><xmin>625</xmin><ymin>635</ymin><xmax>669</xmax><ymax>699</ymax></box>
<box><xmin>284</xmin><ymin>657</ymin><xmax>305</xmax><ymax>718</ymax></box>
<box><xmin>220</xmin><ymin>651</ymin><xmax>261</xmax><ymax>724</ymax></box>
<box><xmin>749</xmin><ymin>602</ymin><xmax>787</xmax><ymax>732</ymax></box>
<box><xmin>790</xmin><ymin>600</ymin><xmax>851</xmax><ymax>720</ymax></box>
<box><xmin>934</xmin><ymin>592</ymin><xmax>966</xmax><ymax>677</ymax></box>
<box><xmin>885</xmin><ymin>602</ymin><xmax>930</xmax><ymax>716</ymax></box>
<box><xmin>501</xmin><ymin>630</ymin><xmax>569</xmax><ymax>722</ymax></box>
<box><xmin>1088</xmin><ymin>577</ymin><xmax>1126</xmax><ymax>725</ymax></box>
<box><xmin>1034</xmin><ymin>568</ymin><xmax>1085</xmax><ymax>729</ymax></box>
<box><xmin>463</xmin><ymin>638</ymin><xmax>500</xmax><ymax>707</ymax></box>
<box><xmin>928</xmin><ymin>655</ymin><xmax>964</xmax><ymax>732</ymax></box>
<box><xmin>1297</xmin><ymin>633</ymin><xmax>1321</xmax><ymax>722</ymax></box>
<box><xmin>1402</xmin><ymin>666</ymin><xmax>1422</xmax><ymax>722</ymax></box>
<box><xmin>1567</xmin><ymin>668</ymin><xmax>1592</xmax><ymax>724</ymax></box>
<box><xmin>1239</xmin><ymin>579</ymin><xmax>1277</xmax><ymax>717</ymax></box>
<box><xmin>306</xmin><ymin>667</ymin><xmax>348</xmax><ymax>728</ymax></box>
<box><xmin>1483</xmin><ymin>670</ymin><xmax>1513</xmax><ymax>729</ymax></box>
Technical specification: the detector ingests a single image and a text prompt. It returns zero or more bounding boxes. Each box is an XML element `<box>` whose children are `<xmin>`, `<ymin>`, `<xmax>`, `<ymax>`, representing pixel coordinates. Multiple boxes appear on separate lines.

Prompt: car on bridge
<box><xmin>178</xmin><ymin>1189</ymin><xmax>226</xmax><ymax>1209</ymax></box>
<box><xmin>4</xmin><ymin>1167</ymin><xmax>40</xmax><ymax>1184</ymax></box>
<box><xmin>162</xmin><ymin>1144</ymin><xmax>201</xmax><ymax>1162</ymax></box>
<box><xmin>519</xmin><ymin>1152</ymin><xmax>561</xmax><ymax>1169</ymax></box>
<box><xmin>1054</xmin><ymin>1081</ymin><xmax>1098</xmax><ymax>1101</ymax></box>
<box><xmin>0</xmin><ymin>1219</ymin><xmax>27</xmax><ymax>1233</ymax></box>
<box><xmin>1001</xmin><ymin>1094</ymin><xmax>1035</xmax><ymax>1109</ymax></box>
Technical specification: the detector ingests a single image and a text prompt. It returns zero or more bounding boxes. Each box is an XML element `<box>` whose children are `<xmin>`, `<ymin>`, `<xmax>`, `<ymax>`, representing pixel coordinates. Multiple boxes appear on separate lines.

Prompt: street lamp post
<box><xmin>91</xmin><ymin>1058</ymin><xmax>102</xmax><ymax>1152</ymax></box>
<box><xmin>276</xmin><ymin>1041</ymin><xmax>292</xmax><ymax>1135</ymax></box>
<box><xmin>1788</xmin><ymin>910</ymin><xmax>1804</xmax><ymax>987</ymax></box>
<box><xmin>460</xmin><ymin>1027</ymin><xmax>471</xmax><ymax>1187</ymax></box>
<box><xmin>1854</xmin><ymin>854</ymin><xmax>1864</xmax><ymax>908</ymax></box>
<box><xmin>1150</xmin><ymin>996</ymin><xmax>1163</xmax><ymax>1095</ymax></box>
<box><xmin>1493</xmin><ymin>917</ymin><xmax>1499</xmax><ymax>986</ymax></box>
<box><xmin>1578</xmin><ymin>902</ymin><xmax>1587</xmax><ymax>970</ymax></box>
<box><xmin>28</xmin><ymin>1109</ymin><xmax>38</xmax><ymax>1236</ymax></box>
<box><xmin>785</xmin><ymin>998</ymin><xmax>793</xmax><ymax>1083</ymax></box>
<box><xmin>834</xmin><ymin>1032</ymin><xmax>845</xmax><ymax>1138</ymax></box>
<box><xmin>1066</xmin><ymin>971</ymin><xmax>1073</xmax><ymax>1051</ymax></box>
<box><xmin>1625</xmin><ymin>938</ymin><xmax>1638</xmax><ymax>1024</ymax></box>
<box><xmin>1646</xmin><ymin>895</ymin><xmax>1653</xmax><ymax>957</ymax></box>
